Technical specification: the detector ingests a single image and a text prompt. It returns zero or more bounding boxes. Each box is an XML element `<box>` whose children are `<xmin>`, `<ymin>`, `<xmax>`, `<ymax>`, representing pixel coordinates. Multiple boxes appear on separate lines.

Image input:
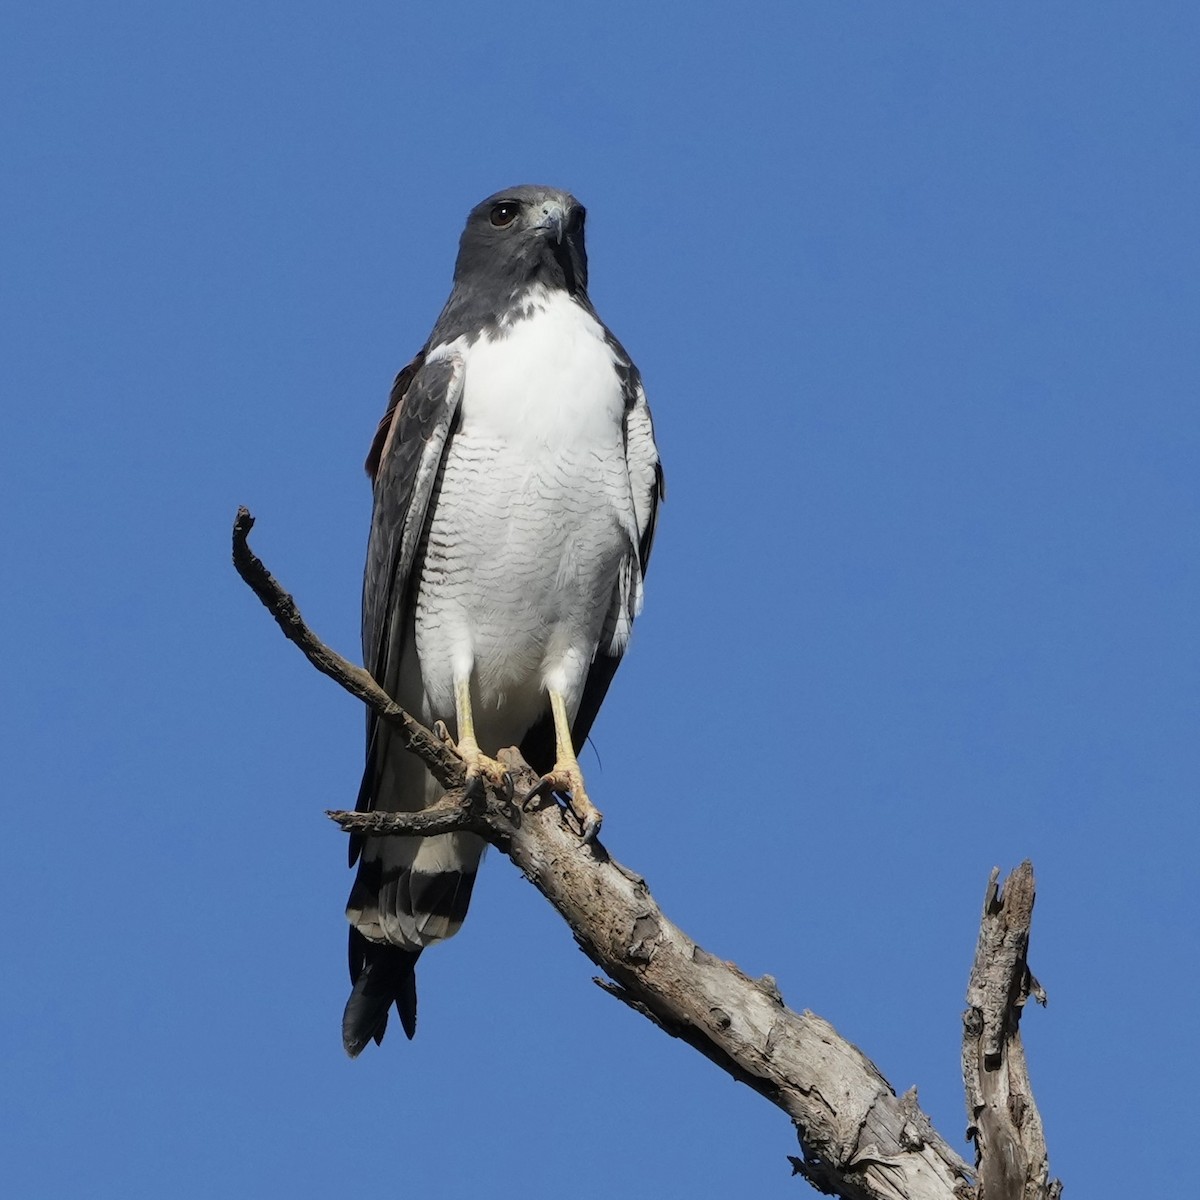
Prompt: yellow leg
<box><xmin>528</xmin><ymin>690</ymin><xmax>603</xmax><ymax>841</ymax></box>
<box><xmin>452</xmin><ymin>678</ymin><xmax>509</xmax><ymax>794</ymax></box>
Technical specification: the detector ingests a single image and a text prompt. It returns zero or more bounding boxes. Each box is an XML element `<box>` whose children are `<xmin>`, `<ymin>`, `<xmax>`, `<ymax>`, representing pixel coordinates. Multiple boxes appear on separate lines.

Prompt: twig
<box><xmin>962</xmin><ymin>863</ymin><xmax>1060</xmax><ymax>1200</ymax></box>
<box><xmin>327</xmin><ymin>793</ymin><xmax>482</xmax><ymax>837</ymax></box>
<box><xmin>232</xmin><ymin>506</ymin><xmax>463</xmax><ymax>790</ymax></box>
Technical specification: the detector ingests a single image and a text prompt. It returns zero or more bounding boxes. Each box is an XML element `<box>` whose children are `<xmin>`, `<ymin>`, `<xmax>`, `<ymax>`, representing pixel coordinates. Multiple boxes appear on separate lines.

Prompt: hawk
<box><xmin>343</xmin><ymin>185</ymin><xmax>663</xmax><ymax>1055</ymax></box>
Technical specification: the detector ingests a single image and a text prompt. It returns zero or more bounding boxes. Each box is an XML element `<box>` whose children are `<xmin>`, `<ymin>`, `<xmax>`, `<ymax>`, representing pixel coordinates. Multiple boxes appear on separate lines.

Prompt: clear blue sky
<box><xmin>2</xmin><ymin>3</ymin><xmax>1196</xmax><ymax>1196</ymax></box>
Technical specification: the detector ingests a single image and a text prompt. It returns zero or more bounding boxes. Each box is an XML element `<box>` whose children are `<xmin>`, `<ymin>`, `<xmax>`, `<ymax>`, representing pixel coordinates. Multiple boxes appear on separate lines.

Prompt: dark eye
<box><xmin>489</xmin><ymin>201</ymin><xmax>520</xmax><ymax>228</ymax></box>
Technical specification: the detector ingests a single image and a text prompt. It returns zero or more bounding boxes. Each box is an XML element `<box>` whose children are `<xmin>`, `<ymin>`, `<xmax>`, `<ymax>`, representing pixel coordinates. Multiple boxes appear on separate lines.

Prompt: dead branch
<box><xmin>232</xmin><ymin>507</ymin><xmax>463</xmax><ymax>790</ymax></box>
<box><xmin>233</xmin><ymin>507</ymin><xmax>1057</xmax><ymax>1200</ymax></box>
<box><xmin>962</xmin><ymin>865</ymin><xmax>1061</xmax><ymax>1200</ymax></box>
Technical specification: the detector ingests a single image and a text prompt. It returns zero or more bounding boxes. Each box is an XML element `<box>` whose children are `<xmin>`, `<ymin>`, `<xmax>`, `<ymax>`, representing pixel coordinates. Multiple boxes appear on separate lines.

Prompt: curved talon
<box><xmin>478</xmin><ymin>765</ymin><xmax>514</xmax><ymax>802</ymax></box>
<box><xmin>452</xmin><ymin>734</ymin><xmax>510</xmax><ymax>799</ymax></box>
<box><xmin>528</xmin><ymin>767</ymin><xmax>603</xmax><ymax>843</ymax></box>
<box><xmin>521</xmin><ymin>777</ymin><xmax>554</xmax><ymax>812</ymax></box>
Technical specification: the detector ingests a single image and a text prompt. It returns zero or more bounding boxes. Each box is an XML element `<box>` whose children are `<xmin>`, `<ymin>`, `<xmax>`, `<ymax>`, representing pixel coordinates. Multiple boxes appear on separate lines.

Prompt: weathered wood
<box><xmin>325</xmin><ymin>766</ymin><xmax>972</xmax><ymax>1199</ymax></box>
<box><xmin>234</xmin><ymin>507</ymin><xmax>1058</xmax><ymax>1199</ymax></box>
<box><xmin>962</xmin><ymin>864</ymin><xmax>1060</xmax><ymax>1200</ymax></box>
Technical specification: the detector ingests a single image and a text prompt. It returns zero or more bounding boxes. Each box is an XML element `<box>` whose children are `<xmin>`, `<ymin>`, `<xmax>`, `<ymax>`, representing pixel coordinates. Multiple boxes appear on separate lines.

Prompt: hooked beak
<box><xmin>537</xmin><ymin>202</ymin><xmax>567</xmax><ymax>245</ymax></box>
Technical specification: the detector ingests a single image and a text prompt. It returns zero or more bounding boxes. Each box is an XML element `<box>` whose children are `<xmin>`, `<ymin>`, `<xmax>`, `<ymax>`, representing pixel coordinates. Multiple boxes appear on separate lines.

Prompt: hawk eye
<box><xmin>489</xmin><ymin>201</ymin><xmax>520</xmax><ymax>228</ymax></box>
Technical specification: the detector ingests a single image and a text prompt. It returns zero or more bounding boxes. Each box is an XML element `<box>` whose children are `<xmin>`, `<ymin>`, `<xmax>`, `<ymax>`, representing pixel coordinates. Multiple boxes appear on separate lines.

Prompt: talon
<box><xmin>454</xmin><ymin>735</ymin><xmax>510</xmax><ymax>797</ymax></box>
<box><xmin>534</xmin><ymin>765</ymin><xmax>603</xmax><ymax>843</ymax></box>
<box><xmin>521</xmin><ymin>777</ymin><xmax>553</xmax><ymax>811</ymax></box>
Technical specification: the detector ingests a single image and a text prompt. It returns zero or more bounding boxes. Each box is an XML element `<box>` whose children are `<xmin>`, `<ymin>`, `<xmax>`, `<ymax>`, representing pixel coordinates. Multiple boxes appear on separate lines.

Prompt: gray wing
<box><xmin>343</xmin><ymin>346</ymin><xmax>469</xmax><ymax>1054</ymax></box>
<box><xmin>354</xmin><ymin>347</ymin><xmax>466</xmax><ymax>853</ymax></box>
<box><xmin>519</xmin><ymin>367</ymin><xmax>663</xmax><ymax>772</ymax></box>
<box><xmin>624</xmin><ymin>375</ymin><xmax>664</xmax><ymax>582</ymax></box>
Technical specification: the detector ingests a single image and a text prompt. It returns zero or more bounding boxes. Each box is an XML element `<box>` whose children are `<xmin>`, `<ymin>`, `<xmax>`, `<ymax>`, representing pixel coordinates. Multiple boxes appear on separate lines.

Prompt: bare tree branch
<box><xmin>233</xmin><ymin>507</ymin><xmax>1058</xmax><ymax>1200</ymax></box>
<box><xmin>962</xmin><ymin>864</ymin><xmax>1061</xmax><ymax>1200</ymax></box>
<box><xmin>232</xmin><ymin>506</ymin><xmax>463</xmax><ymax>790</ymax></box>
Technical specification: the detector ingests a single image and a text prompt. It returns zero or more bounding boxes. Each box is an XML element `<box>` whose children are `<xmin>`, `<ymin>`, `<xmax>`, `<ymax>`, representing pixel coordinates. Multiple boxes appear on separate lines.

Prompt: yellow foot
<box><xmin>525</xmin><ymin>763</ymin><xmax>603</xmax><ymax>842</ymax></box>
<box><xmin>455</xmin><ymin>735</ymin><xmax>513</xmax><ymax>799</ymax></box>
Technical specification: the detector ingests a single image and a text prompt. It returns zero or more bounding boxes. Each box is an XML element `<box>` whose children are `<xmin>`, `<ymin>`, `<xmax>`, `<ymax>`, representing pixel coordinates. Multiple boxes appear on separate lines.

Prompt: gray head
<box><xmin>454</xmin><ymin>184</ymin><xmax>588</xmax><ymax>298</ymax></box>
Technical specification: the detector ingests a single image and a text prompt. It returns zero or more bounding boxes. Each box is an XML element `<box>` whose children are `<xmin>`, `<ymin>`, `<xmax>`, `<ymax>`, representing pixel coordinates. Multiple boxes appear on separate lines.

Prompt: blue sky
<box><xmin>2</xmin><ymin>3</ymin><xmax>1196</xmax><ymax>1196</ymax></box>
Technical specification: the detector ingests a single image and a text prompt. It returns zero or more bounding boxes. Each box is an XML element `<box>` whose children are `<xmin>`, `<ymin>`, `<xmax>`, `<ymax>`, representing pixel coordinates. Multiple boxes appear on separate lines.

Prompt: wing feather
<box><xmin>364</xmin><ymin>352</ymin><xmax>424</xmax><ymax>481</ymax></box>
<box><xmin>352</xmin><ymin>347</ymin><xmax>466</xmax><ymax>861</ymax></box>
<box><xmin>625</xmin><ymin>379</ymin><xmax>664</xmax><ymax>576</ymax></box>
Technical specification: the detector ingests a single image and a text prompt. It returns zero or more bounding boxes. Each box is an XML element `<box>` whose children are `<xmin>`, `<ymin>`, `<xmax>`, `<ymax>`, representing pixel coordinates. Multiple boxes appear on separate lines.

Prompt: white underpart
<box><xmin>413</xmin><ymin>286</ymin><xmax>640</xmax><ymax>749</ymax></box>
<box><xmin>352</xmin><ymin>290</ymin><xmax>650</xmax><ymax>950</ymax></box>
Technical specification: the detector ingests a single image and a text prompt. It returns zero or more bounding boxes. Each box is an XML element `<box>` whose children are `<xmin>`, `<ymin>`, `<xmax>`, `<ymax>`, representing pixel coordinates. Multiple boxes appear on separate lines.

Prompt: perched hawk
<box><xmin>343</xmin><ymin>185</ymin><xmax>663</xmax><ymax>1055</ymax></box>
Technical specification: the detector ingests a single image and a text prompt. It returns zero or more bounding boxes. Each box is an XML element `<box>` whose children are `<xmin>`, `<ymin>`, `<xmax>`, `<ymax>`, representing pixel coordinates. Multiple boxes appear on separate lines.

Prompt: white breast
<box><xmin>459</xmin><ymin>288</ymin><xmax>626</xmax><ymax>449</ymax></box>
<box><xmin>410</xmin><ymin>288</ymin><xmax>638</xmax><ymax>739</ymax></box>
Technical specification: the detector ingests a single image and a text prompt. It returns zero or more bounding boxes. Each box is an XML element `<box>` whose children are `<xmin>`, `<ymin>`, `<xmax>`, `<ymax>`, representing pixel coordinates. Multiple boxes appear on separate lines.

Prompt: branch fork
<box><xmin>233</xmin><ymin>507</ymin><xmax>1059</xmax><ymax>1200</ymax></box>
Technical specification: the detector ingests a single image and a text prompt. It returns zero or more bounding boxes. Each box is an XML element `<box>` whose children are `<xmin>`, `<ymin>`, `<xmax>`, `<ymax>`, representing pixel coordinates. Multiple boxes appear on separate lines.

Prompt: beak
<box><xmin>538</xmin><ymin>202</ymin><xmax>567</xmax><ymax>245</ymax></box>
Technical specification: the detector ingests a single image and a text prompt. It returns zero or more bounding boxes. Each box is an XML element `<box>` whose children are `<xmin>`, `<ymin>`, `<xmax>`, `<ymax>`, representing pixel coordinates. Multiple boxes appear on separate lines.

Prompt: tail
<box><xmin>343</xmin><ymin>929</ymin><xmax>421</xmax><ymax>1056</ymax></box>
<box><xmin>343</xmin><ymin>746</ymin><xmax>483</xmax><ymax>1054</ymax></box>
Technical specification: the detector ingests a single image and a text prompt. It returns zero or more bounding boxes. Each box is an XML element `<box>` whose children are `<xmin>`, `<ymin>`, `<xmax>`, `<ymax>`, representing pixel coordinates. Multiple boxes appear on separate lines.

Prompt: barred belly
<box><xmin>412</xmin><ymin>430</ymin><xmax>633</xmax><ymax>748</ymax></box>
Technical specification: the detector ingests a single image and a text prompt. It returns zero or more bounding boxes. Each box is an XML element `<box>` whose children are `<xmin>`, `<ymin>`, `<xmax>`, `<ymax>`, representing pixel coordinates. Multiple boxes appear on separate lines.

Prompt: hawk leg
<box><xmin>451</xmin><ymin>679</ymin><xmax>511</xmax><ymax>798</ymax></box>
<box><xmin>525</xmin><ymin>690</ymin><xmax>603</xmax><ymax>842</ymax></box>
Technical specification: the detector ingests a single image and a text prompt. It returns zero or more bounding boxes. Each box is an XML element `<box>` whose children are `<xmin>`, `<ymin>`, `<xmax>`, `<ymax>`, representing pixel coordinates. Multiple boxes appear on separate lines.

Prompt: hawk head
<box><xmin>454</xmin><ymin>185</ymin><xmax>588</xmax><ymax>298</ymax></box>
